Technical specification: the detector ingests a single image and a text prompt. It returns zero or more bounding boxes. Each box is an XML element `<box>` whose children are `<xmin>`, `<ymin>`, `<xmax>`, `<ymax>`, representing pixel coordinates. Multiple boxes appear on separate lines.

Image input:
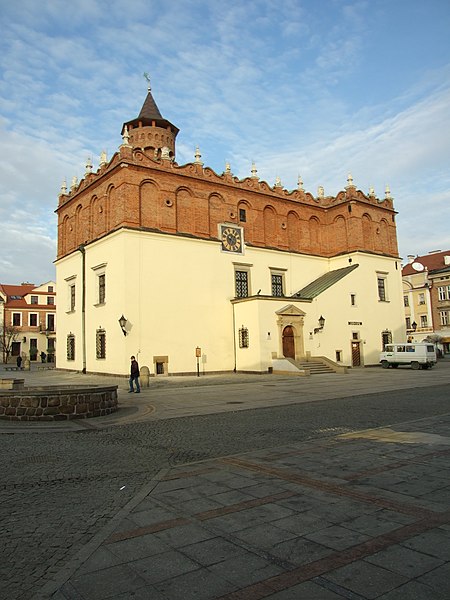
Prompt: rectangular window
<box><xmin>30</xmin><ymin>295</ymin><xmax>38</xmax><ymax>304</ymax></box>
<box><xmin>67</xmin><ymin>334</ymin><xmax>75</xmax><ymax>361</ymax></box>
<box><xmin>438</xmin><ymin>286</ymin><xmax>446</xmax><ymax>301</ymax></box>
<box><xmin>238</xmin><ymin>327</ymin><xmax>249</xmax><ymax>348</ymax></box>
<box><xmin>420</xmin><ymin>315</ymin><xmax>428</xmax><ymax>328</ymax></box>
<box><xmin>96</xmin><ymin>329</ymin><xmax>106</xmax><ymax>359</ymax></box>
<box><xmin>48</xmin><ymin>286</ymin><xmax>54</xmax><ymax>292</ymax></box>
<box><xmin>70</xmin><ymin>284</ymin><xmax>76</xmax><ymax>311</ymax></box>
<box><xmin>47</xmin><ymin>296</ymin><xmax>55</xmax><ymax>305</ymax></box>
<box><xmin>351</xmin><ymin>294</ymin><xmax>356</xmax><ymax>306</ymax></box>
<box><xmin>235</xmin><ymin>270</ymin><xmax>249</xmax><ymax>298</ymax></box>
<box><xmin>440</xmin><ymin>311</ymin><xmax>449</xmax><ymax>325</ymax></box>
<box><xmin>418</xmin><ymin>293</ymin><xmax>425</xmax><ymax>305</ymax></box>
<box><xmin>47</xmin><ymin>314</ymin><xmax>55</xmax><ymax>332</ymax></box>
<box><xmin>335</xmin><ymin>350</ymin><xmax>342</xmax><ymax>362</ymax></box>
<box><xmin>403</xmin><ymin>295</ymin><xmax>409</xmax><ymax>307</ymax></box>
<box><xmin>98</xmin><ymin>273</ymin><xmax>106</xmax><ymax>304</ymax></box>
<box><xmin>12</xmin><ymin>312</ymin><xmax>21</xmax><ymax>326</ymax></box>
<box><xmin>405</xmin><ymin>317</ymin><xmax>411</xmax><ymax>330</ymax></box>
<box><xmin>271</xmin><ymin>274</ymin><xmax>284</xmax><ymax>297</ymax></box>
<box><xmin>377</xmin><ymin>276</ymin><xmax>387</xmax><ymax>301</ymax></box>
<box><xmin>239</xmin><ymin>208</ymin><xmax>246</xmax><ymax>222</ymax></box>
<box><xmin>29</xmin><ymin>313</ymin><xmax>38</xmax><ymax>327</ymax></box>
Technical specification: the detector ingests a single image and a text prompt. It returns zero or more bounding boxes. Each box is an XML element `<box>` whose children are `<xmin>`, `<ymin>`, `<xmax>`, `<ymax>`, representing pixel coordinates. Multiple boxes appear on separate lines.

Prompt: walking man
<box><xmin>129</xmin><ymin>355</ymin><xmax>140</xmax><ymax>393</ymax></box>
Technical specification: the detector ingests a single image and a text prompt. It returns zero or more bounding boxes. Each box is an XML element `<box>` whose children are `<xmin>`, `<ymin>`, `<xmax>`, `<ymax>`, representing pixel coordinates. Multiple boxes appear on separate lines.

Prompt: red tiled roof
<box><xmin>402</xmin><ymin>250</ymin><xmax>450</xmax><ymax>276</ymax></box>
<box><xmin>0</xmin><ymin>283</ymin><xmax>56</xmax><ymax>308</ymax></box>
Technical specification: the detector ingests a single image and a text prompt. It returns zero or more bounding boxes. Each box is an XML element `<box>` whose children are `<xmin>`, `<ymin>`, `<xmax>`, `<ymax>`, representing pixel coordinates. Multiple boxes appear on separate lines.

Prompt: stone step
<box><xmin>294</xmin><ymin>361</ymin><xmax>336</xmax><ymax>374</ymax></box>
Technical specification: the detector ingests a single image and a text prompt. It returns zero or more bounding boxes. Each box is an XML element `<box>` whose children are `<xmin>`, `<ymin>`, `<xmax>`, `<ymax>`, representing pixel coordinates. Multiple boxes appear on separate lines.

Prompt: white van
<box><xmin>380</xmin><ymin>343</ymin><xmax>437</xmax><ymax>370</ymax></box>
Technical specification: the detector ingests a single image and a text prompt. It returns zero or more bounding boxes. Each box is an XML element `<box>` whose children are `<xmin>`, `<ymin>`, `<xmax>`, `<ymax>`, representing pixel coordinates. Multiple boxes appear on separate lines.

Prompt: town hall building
<box><xmin>55</xmin><ymin>83</ymin><xmax>406</xmax><ymax>376</ymax></box>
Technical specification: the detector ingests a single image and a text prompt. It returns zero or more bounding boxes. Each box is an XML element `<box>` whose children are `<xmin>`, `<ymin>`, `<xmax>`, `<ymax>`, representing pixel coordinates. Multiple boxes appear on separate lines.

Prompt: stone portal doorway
<box><xmin>282</xmin><ymin>326</ymin><xmax>295</xmax><ymax>359</ymax></box>
<box><xmin>276</xmin><ymin>305</ymin><xmax>306</xmax><ymax>361</ymax></box>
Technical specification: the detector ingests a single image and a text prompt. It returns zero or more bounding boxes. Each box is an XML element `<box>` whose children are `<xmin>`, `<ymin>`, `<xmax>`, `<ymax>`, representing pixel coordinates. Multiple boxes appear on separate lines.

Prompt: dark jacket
<box><xmin>130</xmin><ymin>359</ymin><xmax>139</xmax><ymax>376</ymax></box>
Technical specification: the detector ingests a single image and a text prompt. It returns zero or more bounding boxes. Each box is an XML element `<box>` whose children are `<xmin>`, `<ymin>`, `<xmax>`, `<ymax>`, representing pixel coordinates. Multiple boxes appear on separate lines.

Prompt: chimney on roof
<box><xmin>407</xmin><ymin>255</ymin><xmax>415</xmax><ymax>264</ymax></box>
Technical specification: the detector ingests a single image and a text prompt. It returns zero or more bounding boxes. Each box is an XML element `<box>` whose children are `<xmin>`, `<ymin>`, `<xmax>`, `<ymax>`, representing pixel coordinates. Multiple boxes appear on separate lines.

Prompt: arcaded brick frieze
<box><xmin>56</xmin><ymin>145</ymin><xmax>399</xmax><ymax>260</ymax></box>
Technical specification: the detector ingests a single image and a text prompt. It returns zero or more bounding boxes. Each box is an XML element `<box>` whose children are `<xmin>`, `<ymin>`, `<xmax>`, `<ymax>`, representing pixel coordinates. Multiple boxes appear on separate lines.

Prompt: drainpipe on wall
<box><xmin>232</xmin><ymin>301</ymin><xmax>237</xmax><ymax>373</ymax></box>
<box><xmin>78</xmin><ymin>244</ymin><xmax>87</xmax><ymax>374</ymax></box>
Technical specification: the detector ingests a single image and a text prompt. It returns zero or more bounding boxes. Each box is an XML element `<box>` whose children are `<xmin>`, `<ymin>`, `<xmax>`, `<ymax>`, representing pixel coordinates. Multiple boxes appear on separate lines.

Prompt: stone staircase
<box><xmin>292</xmin><ymin>359</ymin><xmax>336</xmax><ymax>374</ymax></box>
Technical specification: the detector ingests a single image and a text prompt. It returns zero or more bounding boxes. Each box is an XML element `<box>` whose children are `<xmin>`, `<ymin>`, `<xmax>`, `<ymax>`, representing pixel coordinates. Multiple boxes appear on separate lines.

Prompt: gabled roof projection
<box><xmin>293</xmin><ymin>264</ymin><xmax>359</xmax><ymax>299</ymax></box>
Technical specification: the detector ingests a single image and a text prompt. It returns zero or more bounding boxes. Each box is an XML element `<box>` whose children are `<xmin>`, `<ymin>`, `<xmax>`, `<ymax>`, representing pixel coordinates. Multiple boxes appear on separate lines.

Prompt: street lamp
<box><xmin>314</xmin><ymin>315</ymin><xmax>326</xmax><ymax>334</ymax></box>
<box><xmin>118</xmin><ymin>315</ymin><xmax>128</xmax><ymax>336</ymax></box>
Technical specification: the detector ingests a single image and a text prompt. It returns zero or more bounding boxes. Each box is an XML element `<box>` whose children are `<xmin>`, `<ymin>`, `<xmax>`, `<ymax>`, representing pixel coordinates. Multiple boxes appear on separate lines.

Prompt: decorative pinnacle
<box><xmin>60</xmin><ymin>179</ymin><xmax>67</xmax><ymax>195</ymax></box>
<box><xmin>85</xmin><ymin>157</ymin><xmax>93</xmax><ymax>175</ymax></box>
<box><xmin>225</xmin><ymin>162</ymin><xmax>232</xmax><ymax>175</ymax></box>
<box><xmin>385</xmin><ymin>185</ymin><xmax>391</xmax><ymax>199</ymax></box>
<box><xmin>274</xmin><ymin>176</ymin><xmax>282</xmax><ymax>188</ymax></box>
<box><xmin>251</xmin><ymin>162</ymin><xmax>258</xmax><ymax>179</ymax></box>
<box><xmin>368</xmin><ymin>186</ymin><xmax>375</xmax><ymax>197</ymax></box>
<box><xmin>194</xmin><ymin>146</ymin><xmax>203</xmax><ymax>165</ymax></box>
<box><xmin>297</xmin><ymin>175</ymin><xmax>304</xmax><ymax>191</ymax></box>
<box><xmin>317</xmin><ymin>185</ymin><xmax>325</xmax><ymax>198</ymax></box>
<box><xmin>346</xmin><ymin>173</ymin><xmax>354</xmax><ymax>187</ymax></box>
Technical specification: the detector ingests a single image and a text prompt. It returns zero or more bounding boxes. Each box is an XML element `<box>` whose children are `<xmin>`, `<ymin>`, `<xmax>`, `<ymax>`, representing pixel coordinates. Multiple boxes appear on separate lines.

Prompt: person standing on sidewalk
<box><xmin>129</xmin><ymin>355</ymin><xmax>140</xmax><ymax>393</ymax></box>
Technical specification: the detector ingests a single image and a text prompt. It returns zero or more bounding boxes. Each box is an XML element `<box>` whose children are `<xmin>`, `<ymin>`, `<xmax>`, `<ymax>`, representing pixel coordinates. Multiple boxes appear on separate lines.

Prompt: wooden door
<box><xmin>282</xmin><ymin>326</ymin><xmax>295</xmax><ymax>359</ymax></box>
<box><xmin>351</xmin><ymin>341</ymin><xmax>361</xmax><ymax>366</ymax></box>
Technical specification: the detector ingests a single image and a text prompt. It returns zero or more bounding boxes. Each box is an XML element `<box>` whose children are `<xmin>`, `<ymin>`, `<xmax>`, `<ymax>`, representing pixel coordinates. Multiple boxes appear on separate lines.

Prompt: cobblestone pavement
<box><xmin>0</xmin><ymin>362</ymin><xmax>449</xmax><ymax>598</ymax></box>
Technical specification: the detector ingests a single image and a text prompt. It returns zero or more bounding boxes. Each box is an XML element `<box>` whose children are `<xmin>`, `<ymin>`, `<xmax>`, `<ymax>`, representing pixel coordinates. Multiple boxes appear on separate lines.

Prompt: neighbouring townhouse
<box><xmin>0</xmin><ymin>281</ymin><xmax>56</xmax><ymax>363</ymax></box>
<box><xmin>403</xmin><ymin>250</ymin><xmax>450</xmax><ymax>354</ymax></box>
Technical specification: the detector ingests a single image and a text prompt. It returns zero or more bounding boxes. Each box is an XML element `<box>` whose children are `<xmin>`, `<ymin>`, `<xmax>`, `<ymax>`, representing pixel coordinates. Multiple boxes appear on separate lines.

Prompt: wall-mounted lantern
<box><xmin>314</xmin><ymin>315</ymin><xmax>325</xmax><ymax>334</ymax></box>
<box><xmin>118</xmin><ymin>315</ymin><xmax>128</xmax><ymax>336</ymax></box>
<box><xmin>411</xmin><ymin>321</ymin><xmax>417</xmax><ymax>331</ymax></box>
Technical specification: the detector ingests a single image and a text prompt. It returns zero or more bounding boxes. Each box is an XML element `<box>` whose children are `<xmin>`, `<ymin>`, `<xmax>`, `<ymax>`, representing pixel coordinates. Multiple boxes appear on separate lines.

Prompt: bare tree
<box><xmin>0</xmin><ymin>324</ymin><xmax>20</xmax><ymax>363</ymax></box>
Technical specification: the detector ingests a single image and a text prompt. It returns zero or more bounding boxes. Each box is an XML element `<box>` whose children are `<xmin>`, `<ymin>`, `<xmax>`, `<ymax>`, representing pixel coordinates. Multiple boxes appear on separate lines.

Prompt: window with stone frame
<box><xmin>70</xmin><ymin>283</ymin><xmax>76</xmax><ymax>311</ymax></box>
<box><xmin>67</xmin><ymin>334</ymin><xmax>75</xmax><ymax>361</ymax></box>
<box><xmin>440</xmin><ymin>311</ymin><xmax>449</xmax><ymax>326</ymax></box>
<box><xmin>96</xmin><ymin>329</ymin><xmax>106</xmax><ymax>359</ymax></box>
<box><xmin>271</xmin><ymin>273</ymin><xmax>284</xmax><ymax>297</ymax></box>
<box><xmin>29</xmin><ymin>313</ymin><xmax>38</xmax><ymax>327</ymax></box>
<box><xmin>98</xmin><ymin>273</ymin><xmax>106</xmax><ymax>304</ymax></box>
<box><xmin>235</xmin><ymin>270</ymin><xmax>249</xmax><ymax>298</ymax></box>
<box><xmin>12</xmin><ymin>312</ymin><xmax>21</xmax><ymax>326</ymax></box>
<box><xmin>377</xmin><ymin>275</ymin><xmax>387</xmax><ymax>302</ymax></box>
<box><xmin>238</xmin><ymin>327</ymin><xmax>249</xmax><ymax>348</ymax></box>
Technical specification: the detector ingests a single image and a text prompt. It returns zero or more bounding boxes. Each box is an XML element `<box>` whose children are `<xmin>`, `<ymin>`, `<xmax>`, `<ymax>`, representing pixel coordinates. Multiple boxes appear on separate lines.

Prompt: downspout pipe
<box><xmin>232</xmin><ymin>300</ymin><xmax>237</xmax><ymax>373</ymax></box>
<box><xmin>78</xmin><ymin>244</ymin><xmax>87</xmax><ymax>374</ymax></box>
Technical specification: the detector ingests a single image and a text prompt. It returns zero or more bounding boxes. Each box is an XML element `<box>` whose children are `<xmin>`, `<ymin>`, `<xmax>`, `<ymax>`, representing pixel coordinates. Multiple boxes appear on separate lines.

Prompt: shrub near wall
<box><xmin>0</xmin><ymin>385</ymin><xmax>118</xmax><ymax>421</ymax></box>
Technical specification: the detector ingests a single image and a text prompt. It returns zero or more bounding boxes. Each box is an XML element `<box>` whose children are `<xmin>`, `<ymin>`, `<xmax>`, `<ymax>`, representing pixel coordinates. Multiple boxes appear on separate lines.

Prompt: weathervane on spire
<box><xmin>143</xmin><ymin>72</ymin><xmax>151</xmax><ymax>91</ymax></box>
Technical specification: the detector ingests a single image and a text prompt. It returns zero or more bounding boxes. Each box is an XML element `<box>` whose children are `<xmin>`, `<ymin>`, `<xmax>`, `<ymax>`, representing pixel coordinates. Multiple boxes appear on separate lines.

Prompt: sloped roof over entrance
<box><xmin>293</xmin><ymin>264</ymin><xmax>359</xmax><ymax>299</ymax></box>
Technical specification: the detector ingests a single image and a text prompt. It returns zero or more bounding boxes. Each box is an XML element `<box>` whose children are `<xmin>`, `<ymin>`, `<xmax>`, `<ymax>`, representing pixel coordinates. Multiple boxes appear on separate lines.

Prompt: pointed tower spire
<box><xmin>121</xmin><ymin>77</ymin><xmax>179</xmax><ymax>160</ymax></box>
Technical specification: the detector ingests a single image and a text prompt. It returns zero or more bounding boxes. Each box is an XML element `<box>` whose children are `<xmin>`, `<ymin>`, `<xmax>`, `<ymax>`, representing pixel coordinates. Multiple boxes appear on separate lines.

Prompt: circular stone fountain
<box><xmin>0</xmin><ymin>381</ymin><xmax>118</xmax><ymax>421</ymax></box>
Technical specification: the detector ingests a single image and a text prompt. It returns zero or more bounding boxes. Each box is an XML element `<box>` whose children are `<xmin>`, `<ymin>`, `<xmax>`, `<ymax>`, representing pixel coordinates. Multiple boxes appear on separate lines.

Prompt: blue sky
<box><xmin>1</xmin><ymin>0</ymin><xmax>449</xmax><ymax>284</ymax></box>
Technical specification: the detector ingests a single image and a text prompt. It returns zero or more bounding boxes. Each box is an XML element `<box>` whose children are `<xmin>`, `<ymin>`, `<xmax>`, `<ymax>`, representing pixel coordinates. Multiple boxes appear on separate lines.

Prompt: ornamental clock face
<box><xmin>220</xmin><ymin>225</ymin><xmax>243</xmax><ymax>253</ymax></box>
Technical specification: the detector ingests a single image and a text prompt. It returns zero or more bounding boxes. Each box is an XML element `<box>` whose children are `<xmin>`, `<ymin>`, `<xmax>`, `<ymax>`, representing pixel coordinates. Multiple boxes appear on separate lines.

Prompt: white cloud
<box><xmin>0</xmin><ymin>0</ymin><xmax>449</xmax><ymax>284</ymax></box>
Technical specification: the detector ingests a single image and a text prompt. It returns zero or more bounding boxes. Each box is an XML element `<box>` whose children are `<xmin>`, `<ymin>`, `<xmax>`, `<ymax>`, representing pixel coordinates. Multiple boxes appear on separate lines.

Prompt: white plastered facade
<box><xmin>56</xmin><ymin>227</ymin><xmax>406</xmax><ymax>375</ymax></box>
